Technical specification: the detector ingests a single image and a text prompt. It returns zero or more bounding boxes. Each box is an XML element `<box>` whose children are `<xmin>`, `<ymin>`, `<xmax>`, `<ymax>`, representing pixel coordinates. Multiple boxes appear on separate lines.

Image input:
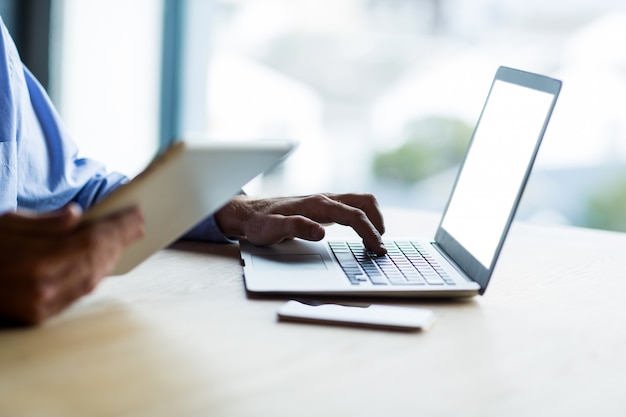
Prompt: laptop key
<box><xmin>388</xmin><ymin>277</ymin><xmax>408</xmax><ymax>285</ymax></box>
<box><xmin>345</xmin><ymin>274</ymin><xmax>361</xmax><ymax>285</ymax></box>
<box><xmin>422</xmin><ymin>274</ymin><xmax>444</xmax><ymax>285</ymax></box>
<box><xmin>367</xmin><ymin>272</ymin><xmax>388</xmax><ymax>285</ymax></box>
<box><xmin>329</xmin><ymin>240</ymin><xmax>453</xmax><ymax>287</ymax></box>
<box><xmin>354</xmin><ymin>274</ymin><xmax>368</xmax><ymax>282</ymax></box>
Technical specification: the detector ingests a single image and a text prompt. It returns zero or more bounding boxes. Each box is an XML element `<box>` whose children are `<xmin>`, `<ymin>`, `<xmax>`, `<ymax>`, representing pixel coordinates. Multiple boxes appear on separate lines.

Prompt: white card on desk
<box><xmin>277</xmin><ymin>300</ymin><xmax>436</xmax><ymax>331</ymax></box>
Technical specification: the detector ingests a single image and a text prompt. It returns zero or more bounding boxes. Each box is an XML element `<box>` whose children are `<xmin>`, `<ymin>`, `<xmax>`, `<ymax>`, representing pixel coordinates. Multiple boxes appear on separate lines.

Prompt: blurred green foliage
<box><xmin>372</xmin><ymin>116</ymin><xmax>473</xmax><ymax>183</ymax></box>
<box><xmin>584</xmin><ymin>175</ymin><xmax>626</xmax><ymax>232</ymax></box>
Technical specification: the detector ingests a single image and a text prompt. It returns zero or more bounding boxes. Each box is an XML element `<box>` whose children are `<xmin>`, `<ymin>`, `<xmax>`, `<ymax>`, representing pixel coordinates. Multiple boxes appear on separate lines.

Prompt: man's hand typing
<box><xmin>214</xmin><ymin>193</ymin><xmax>387</xmax><ymax>255</ymax></box>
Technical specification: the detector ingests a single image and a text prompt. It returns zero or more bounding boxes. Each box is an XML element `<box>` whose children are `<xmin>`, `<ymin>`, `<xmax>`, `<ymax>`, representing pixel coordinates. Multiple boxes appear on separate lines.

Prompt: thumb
<box><xmin>0</xmin><ymin>203</ymin><xmax>83</xmax><ymax>235</ymax></box>
<box><xmin>245</xmin><ymin>214</ymin><xmax>325</xmax><ymax>246</ymax></box>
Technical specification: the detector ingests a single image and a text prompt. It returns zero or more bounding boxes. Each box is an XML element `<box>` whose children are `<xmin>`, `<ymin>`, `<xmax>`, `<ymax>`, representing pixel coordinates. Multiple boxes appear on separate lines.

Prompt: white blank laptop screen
<box><xmin>440</xmin><ymin>80</ymin><xmax>555</xmax><ymax>268</ymax></box>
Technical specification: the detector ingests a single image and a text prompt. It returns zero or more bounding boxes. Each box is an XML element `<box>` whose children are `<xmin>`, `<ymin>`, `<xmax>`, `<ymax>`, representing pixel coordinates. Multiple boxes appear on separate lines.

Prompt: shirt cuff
<box><xmin>182</xmin><ymin>214</ymin><xmax>237</xmax><ymax>243</ymax></box>
<box><xmin>181</xmin><ymin>189</ymin><xmax>246</xmax><ymax>243</ymax></box>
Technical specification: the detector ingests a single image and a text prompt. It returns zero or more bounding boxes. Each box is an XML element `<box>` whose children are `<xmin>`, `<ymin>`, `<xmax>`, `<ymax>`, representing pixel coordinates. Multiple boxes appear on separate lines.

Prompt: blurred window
<box><xmin>195</xmin><ymin>0</ymin><xmax>626</xmax><ymax>230</ymax></box>
<box><xmin>50</xmin><ymin>0</ymin><xmax>163</xmax><ymax>177</ymax></box>
<box><xmin>49</xmin><ymin>0</ymin><xmax>626</xmax><ymax>231</ymax></box>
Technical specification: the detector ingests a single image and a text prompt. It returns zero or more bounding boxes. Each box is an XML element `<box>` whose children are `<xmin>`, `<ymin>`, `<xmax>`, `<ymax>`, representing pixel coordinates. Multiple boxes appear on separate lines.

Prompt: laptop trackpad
<box><xmin>251</xmin><ymin>254</ymin><xmax>328</xmax><ymax>270</ymax></box>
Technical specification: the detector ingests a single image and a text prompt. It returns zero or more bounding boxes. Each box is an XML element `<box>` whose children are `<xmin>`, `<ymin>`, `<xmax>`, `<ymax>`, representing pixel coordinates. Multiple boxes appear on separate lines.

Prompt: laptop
<box><xmin>240</xmin><ymin>66</ymin><xmax>561</xmax><ymax>297</ymax></box>
<box><xmin>83</xmin><ymin>140</ymin><xmax>296</xmax><ymax>275</ymax></box>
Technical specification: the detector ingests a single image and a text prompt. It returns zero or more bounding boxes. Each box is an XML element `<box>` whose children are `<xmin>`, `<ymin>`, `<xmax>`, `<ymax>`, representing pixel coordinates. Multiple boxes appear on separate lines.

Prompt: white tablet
<box><xmin>82</xmin><ymin>140</ymin><xmax>296</xmax><ymax>275</ymax></box>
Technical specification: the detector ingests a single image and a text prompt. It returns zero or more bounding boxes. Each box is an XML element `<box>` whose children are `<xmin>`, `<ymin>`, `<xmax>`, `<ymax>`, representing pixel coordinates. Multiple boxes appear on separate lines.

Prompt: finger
<box><xmin>91</xmin><ymin>205</ymin><xmax>146</xmax><ymax>247</ymax></box>
<box><xmin>325</xmin><ymin>193</ymin><xmax>386</xmax><ymax>235</ymax></box>
<box><xmin>281</xmin><ymin>195</ymin><xmax>386</xmax><ymax>254</ymax></box>
<box><xmin>0</xmin><ymin>273</ymin><xmax>85</xmax><ymax>325</ymax></box>
<box><xmin>316</xmin><ymin>196</ymin><xmax>387</xmax><ymax>254</ymax></box>
<box><xmin>244</xmin><ymin>214</ymin><xmax>325</xmax><ymax>246</ymax></box>
<box><xmin>4</xmin><ymin>207</ymin><xmax>144</xmax><ymax>324</ymax></box>
<box><xmin>0</xmin><ymin>203</ymin><xmax>83</xmax><ymax>236</ymax></box>
<box><xmin>328</xmin><ymin>204</ymin><xmax>386</xmax><ymax>255</ymax></box>
<box><xmin>0</xmin><ymin>206</ymin><xmax>142</xmax><ymax>325</ymax></box>
<box><xmin>34</xmin><ymin>274</ymin><xmax>98</xmax><ymax>324</ymax></box>
<box><xmin>276</xmin><ymin>194</ymin><xmax>386</xmax><ymax>237</ymax></box>
<box><xmin>0</xmin><ymin>287</ymin><xmax>47</xmax><ymax>325</ymax></box>
<box><xmin>27</xmin><ymin>207</ymin><xmax>145</xmax><ymax>322</ymax></box>
<box><xmin>54</xmin><ymin>206</ymin><xmax>145</xmax><ymax>281</ymax></box>
<box><xmin>24</xmin><ymin>205</ymin><xmax>145</xmax><ymax>307</ymax></box>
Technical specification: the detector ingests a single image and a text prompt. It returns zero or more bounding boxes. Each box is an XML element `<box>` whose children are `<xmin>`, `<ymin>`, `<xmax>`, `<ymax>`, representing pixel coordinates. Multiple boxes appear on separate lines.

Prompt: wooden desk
<box><xmin>2</xmin><ymin>208</ymin><xmax>626</xmax><ymax>416</ymax></box>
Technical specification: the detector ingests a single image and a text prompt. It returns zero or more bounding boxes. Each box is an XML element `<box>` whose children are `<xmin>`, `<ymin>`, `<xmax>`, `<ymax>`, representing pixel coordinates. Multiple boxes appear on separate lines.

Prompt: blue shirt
<box><xmin>0</xmin><ymin>17</ymin><xmax>228</xmax><ymax>242</ymax></box>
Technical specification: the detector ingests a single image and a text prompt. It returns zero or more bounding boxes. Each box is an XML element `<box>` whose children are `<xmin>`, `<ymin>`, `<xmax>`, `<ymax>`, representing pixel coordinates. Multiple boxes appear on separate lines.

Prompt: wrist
<box><xmin>214</xmin><ymin>195</ymin><xmax>249</xmax><ymax>238</ymax></box>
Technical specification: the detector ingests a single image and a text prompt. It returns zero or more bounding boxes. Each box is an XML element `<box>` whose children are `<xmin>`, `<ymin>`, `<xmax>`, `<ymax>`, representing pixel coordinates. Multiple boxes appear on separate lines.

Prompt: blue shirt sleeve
<box><xmin>0</xmin><ymin>16</ymin><xmax>230</xmax><ymax>243</ymax></box>
<box><xmin>183</xmin><ymin>214</ymin><xmax>237</xmax><ymax>243</ymax></box>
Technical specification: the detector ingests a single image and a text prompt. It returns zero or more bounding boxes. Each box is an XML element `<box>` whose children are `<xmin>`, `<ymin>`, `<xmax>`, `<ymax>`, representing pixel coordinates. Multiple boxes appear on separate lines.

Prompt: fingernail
<box><xmin>310</xmin><ymin>226</ymin><xmax>325</xmax><ymax>240</ymax></box>
<box><xmin>67</xmin><ymin>202</ymin><xmax>83</xmax><ymax>217</ymax></box>
<box><xmin>378</xmin><ymin>241</ymin><xmax>387</xmax><ymax>254</ymax></box>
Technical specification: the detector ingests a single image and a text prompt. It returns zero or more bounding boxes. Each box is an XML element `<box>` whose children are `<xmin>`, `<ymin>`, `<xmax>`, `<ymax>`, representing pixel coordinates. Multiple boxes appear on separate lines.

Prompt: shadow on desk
<box><xmin>245</xmin><ymin>290</ymin><xmax>480</xmax><ymax>311</ymax></box>
<box><xmin>168</xmin><ymin>239</ymin><xmax>241</xmax><ymax>259</ymax></box>
<box><xmin>0</xmin><ymin>318</ymin><xmax>25</xmax><ymax>329</ymax></box>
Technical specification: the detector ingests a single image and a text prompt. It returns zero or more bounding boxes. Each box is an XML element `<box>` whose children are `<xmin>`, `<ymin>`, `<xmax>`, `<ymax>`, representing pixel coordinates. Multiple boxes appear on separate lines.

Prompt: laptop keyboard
<box><xmin>328</xmin><ymin>241</ymin><xmax>456</xmax><ymax>286</ymax></box>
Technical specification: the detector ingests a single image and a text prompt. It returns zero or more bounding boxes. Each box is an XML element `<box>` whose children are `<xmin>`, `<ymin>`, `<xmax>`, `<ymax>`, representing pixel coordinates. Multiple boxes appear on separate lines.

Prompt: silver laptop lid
<box><xmin>434</xmin><ymin>66</ymin><xmax>562</xmax><ymax>294</ymax></box>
